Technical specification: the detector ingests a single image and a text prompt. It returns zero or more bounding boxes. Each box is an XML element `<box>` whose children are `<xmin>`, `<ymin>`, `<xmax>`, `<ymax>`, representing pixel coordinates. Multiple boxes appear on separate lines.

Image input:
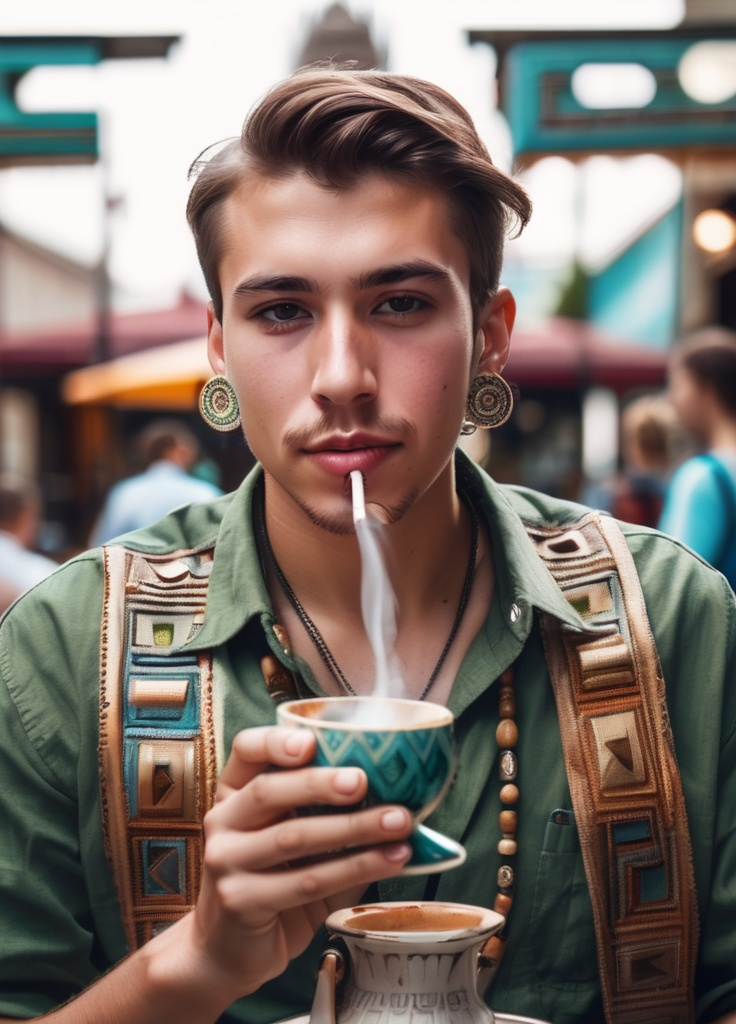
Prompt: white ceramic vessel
<box><xmin>297</xmin><ymin>902</ymin><xmax>549</xmax><ymax>1024</ymax></box>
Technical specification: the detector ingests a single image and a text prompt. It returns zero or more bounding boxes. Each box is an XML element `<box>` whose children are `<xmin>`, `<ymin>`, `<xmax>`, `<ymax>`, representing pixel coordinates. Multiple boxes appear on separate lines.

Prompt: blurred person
<box><xmin>0</xmin><ymin>65</ymin><xmax>733</xmax><ymax>1024</ymax></box>
<box><xmin>89</xmin><ymin>418</ymin><xmax>223</xmax><ymax>545</ymax></box>
<box><xmin>586</xmin><ymin>393</ymin><xmax>689</xmax><ymax>528</ymax></box>
<box><xmin>0</xmin><ymin>473</ymin><xmax>57</xmax><ymax>614</ymax></box>
<box><xmin>658</xmin><ymin>327</ymin><xmax>736</xmax><ymax>588</ymax></box>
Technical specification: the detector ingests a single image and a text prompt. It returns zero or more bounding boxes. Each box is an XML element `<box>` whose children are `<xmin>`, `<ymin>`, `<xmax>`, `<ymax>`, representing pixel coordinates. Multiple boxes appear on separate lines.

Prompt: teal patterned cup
<box><xmin>276</xmin><ymin>696</ymin><xmax>466</xmax><ymax>875</ymax></box>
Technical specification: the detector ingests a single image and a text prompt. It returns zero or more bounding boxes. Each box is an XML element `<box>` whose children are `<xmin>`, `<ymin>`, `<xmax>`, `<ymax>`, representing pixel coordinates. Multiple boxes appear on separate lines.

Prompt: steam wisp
<box><xmin>350</xmin><ymin>470</ymin><xmax>404</xmax><ymax>700</ymax></box>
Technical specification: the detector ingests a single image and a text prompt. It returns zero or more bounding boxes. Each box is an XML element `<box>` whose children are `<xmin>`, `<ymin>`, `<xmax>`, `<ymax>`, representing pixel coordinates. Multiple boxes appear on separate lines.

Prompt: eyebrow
<box><xmin>354</xmin><ymin>260</ymin><xmax>452</xmax><ymax>290</ymax></box>
<box><xmin>231</xmin><ymin>260</ymin><xmax>452</xmax><ymax>298</ymax></box>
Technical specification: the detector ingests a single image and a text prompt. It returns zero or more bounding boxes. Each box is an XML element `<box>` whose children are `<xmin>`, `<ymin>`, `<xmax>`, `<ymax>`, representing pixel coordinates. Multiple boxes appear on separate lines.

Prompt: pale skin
<box><xmin>5</xmin><ymin>171</ymin><xmax>733</xmax><ymax>1023</ymax></box>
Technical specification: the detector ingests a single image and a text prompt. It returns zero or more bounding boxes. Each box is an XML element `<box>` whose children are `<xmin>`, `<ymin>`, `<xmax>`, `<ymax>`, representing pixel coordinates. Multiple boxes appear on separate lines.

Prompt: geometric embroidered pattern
<box><xmin>531</xmin><ymin>512</ymin><xmax>698</xmax><ymax>1024</ymax></box>
<box><xmin>99</xmin><ymin>545</ymin><xmax>217</xmax><ymax>950</ymax></box>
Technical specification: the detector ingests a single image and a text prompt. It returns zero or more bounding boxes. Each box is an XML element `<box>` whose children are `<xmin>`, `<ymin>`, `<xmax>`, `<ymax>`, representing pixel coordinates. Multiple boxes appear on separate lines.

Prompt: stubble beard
<box><xmin>276</xmin><ymin>412</ymin><xmax>420</xmax><ymax>535</ymax></box>
<box><xmin>294</xmin><ymin>486</ymin><xmax>420</xmax><ymax>536</ymax></box>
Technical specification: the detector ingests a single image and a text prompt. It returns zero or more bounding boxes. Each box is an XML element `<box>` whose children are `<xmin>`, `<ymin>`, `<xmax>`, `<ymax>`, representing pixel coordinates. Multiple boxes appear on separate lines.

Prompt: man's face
<box><xmin>208</xmin><ymin>170</ymin><xmax>499</xmax><ymax>534</ymax></box>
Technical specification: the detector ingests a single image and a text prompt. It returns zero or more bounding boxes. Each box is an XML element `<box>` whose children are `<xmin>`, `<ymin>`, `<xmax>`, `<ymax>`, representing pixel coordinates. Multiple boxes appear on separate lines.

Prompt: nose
<box><xmin>310</xmin><ymin>311</ymin><xmax>377</xmax><ymax>408</ymax></box>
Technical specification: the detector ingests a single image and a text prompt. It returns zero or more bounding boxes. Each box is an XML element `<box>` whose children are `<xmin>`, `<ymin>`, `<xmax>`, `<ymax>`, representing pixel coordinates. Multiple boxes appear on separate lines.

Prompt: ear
<box><xmin>475</xmin><ymin>287</ymin><xmax>516</xmax><ymax>376</ymax></box>
<box><xmin>206</xmin><ymin>302</ymin><xmax>227</xmax><ymax>375</ymax></box>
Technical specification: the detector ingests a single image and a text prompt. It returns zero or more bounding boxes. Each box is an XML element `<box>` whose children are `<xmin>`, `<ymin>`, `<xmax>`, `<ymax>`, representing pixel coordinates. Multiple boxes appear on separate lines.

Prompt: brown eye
<box><xmin>265</xmin><ymin>303</ymin><xmax>303</xmax><ymax>321</ymax></box>
<box><xmin>376</xmin><ymin>296</ymin><xmax>426</xmax><ymax>314</ymax></box>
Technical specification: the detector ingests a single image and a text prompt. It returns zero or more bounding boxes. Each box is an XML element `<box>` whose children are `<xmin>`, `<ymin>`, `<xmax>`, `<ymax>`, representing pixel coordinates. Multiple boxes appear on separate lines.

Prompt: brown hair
<box><xmin>186</xmin><ymin>64</ymin><xmax>531</xmax><ymax>323</ymax></box>
<box><xmin>135</xmin><ymin>419</ymin><xmax>200</xmax><ymax>468</ymax></box>
<box><xmin>0</xmin><ymin>474</ymin><xmax>40</xmax><ymax>528</ymax></box>
<box><xmin>672</xmin><ymin>326</ymin><xmax>736</xmax><ymax>414</ymax></box>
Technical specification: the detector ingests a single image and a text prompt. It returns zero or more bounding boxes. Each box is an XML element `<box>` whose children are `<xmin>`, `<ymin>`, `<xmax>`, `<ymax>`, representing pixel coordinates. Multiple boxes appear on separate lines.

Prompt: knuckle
<box><xmin>248</xmin><ymin>772</ymin><xmax>272</xmax><ymax>806</ymax></box>
<box><xmin>214</xmin><ymin>875</ymin><xmax>240</xmax><ymax>914</ymax></box>
<box><xmin>203</xmin><ymin>833</ymin><xmax>229</xmax><ymax>874</ymax></box>
<box><xmin>203</xmin><ymin>804</ymin><xmax>225</xmax><ymax>839</ymax></box>
<box><xmin>274</xmin><ymin>821</ymin><xmax>304</xmax><ymax>857</ymax></box>
<box><xmin>296</xmin><ymin>870</ymin><xmax>322</xmax><ymax>899</ymax></box>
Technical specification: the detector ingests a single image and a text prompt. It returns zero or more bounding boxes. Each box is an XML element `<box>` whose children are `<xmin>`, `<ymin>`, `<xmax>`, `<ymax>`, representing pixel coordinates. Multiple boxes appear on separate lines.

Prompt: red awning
<box><xmin>505</xmin><ymin>317</ymin><xmax>667</xmax><ymax>394</ymax></box>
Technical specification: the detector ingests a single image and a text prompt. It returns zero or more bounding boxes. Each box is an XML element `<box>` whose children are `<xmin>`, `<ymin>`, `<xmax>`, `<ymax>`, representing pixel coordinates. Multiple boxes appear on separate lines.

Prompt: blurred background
<box><xmin>0</xmin><ymin>0</ymin><xmax>734</xmax><ymax>559</ymax></box>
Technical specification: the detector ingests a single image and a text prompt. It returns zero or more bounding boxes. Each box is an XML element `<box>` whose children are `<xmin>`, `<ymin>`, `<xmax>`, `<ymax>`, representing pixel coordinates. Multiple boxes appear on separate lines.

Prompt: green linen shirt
<box><xmin>0</xmin><ymin>455</ymin><xmax>734</xmax><ymax>1024</ymax></box>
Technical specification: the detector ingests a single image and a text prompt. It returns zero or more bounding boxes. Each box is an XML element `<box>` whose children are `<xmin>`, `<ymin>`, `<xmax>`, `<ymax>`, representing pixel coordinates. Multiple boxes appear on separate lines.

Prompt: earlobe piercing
<box><xmin>199</xmin><ymin>375</ymin><xmax>241</xmax><ymax>432</ymax></box>
<box><xmin>461</xmin><ymin>372</ymin><xmax>514</xmax><ymax>435</ymax></box>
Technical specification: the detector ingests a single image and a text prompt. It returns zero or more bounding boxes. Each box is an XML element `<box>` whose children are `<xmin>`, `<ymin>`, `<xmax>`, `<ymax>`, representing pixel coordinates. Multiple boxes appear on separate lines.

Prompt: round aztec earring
<box><xmin>461</xmin><ymin>372</ymin><xmax>514</xmax><ymax>435</ymax></box>
<box><xmin>199</xmin><ymin>375</ymin><xmax>241</xmax><ymax>432</ymax></box>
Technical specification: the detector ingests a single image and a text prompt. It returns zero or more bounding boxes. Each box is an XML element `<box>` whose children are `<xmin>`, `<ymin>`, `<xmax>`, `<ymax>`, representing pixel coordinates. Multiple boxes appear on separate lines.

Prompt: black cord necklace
<box><xmin>256</xmin><ymin>485</ymin><xmax>479</xmax><ymax>700</ymax></box>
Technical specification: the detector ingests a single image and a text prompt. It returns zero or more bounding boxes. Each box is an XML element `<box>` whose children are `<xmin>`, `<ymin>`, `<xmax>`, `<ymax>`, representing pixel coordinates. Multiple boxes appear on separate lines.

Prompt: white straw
<box><xmin>350</xmin><ymin>470</ymin><xmax>366</xmax><ymax>525</ymax></box>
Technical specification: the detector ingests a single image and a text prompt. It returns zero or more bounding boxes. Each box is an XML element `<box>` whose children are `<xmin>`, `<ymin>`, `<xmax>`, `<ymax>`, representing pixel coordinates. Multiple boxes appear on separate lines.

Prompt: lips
<box><xmin>303</xmin><ymin>434</ymin><xmax>400</xmax><ymax>476</ymax></box>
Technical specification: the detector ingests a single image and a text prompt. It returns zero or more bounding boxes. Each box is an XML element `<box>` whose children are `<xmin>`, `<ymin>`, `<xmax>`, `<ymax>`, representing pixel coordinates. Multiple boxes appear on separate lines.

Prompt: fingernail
<box><xmin>381</xmin><ymin>809</ymin><xmax>408</xmax><ymax>831</ymax></box>
<box><xmin>284</xmin><ymin>731</ymin><xmax>310</xmax><ymax>757</ymax></box>
<box><xmin>383</xmin><ymin>842</ymin><xmax>412</xmax><ymax>863</ymax></box>
<box><xmin>333</xmin><ymin>768</ymin><xmax>362</xmax><ymax>794</ymax></box>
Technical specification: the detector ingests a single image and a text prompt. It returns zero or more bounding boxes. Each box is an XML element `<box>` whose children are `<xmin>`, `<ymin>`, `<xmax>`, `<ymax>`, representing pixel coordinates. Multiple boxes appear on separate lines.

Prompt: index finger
<box><xmin>216</xmin><ymin>726</ymin><xmax>317</xmax><ymax>799</ymax></box>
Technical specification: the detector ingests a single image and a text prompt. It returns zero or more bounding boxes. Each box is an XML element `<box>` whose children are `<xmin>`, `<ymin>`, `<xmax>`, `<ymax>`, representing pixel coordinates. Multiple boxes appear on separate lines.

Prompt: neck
<box><xmin>258</xmin><ymin>460</ymin><xmax>492</xmax><ymax>701</ymax></box>
<box><xmin>708</xmin><ymin>417</ymin><xmax>736</xmax><ymax>451</ymax></box>
<box><xmin>262</xmin><ymin>462</ymin><xmax>465</xmax><ymax>616</ymax></box>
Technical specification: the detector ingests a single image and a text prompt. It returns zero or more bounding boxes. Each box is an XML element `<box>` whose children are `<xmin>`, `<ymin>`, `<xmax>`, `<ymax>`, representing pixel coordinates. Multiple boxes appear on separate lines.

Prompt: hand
<box><xmin>183</xmin><ymin>725</ymin><xmax>413</xmax><ymax>1005</ymax></box>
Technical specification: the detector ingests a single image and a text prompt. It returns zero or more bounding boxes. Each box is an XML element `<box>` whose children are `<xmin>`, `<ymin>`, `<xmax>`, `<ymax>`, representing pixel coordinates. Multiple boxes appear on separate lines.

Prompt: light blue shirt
<box><xmin>89</xmin><ymin>461</ymin><xmax>223</xmax><ymax>546</ymax></box>
<box><xmin>658</xmin><ymin>451</ymin><xmax>736</xmax><ymax>588</ymax></box>
<box><xmin>0</xmin><ymin>530</ymin><xmax>56</xmax><ymax>596</ymax></box>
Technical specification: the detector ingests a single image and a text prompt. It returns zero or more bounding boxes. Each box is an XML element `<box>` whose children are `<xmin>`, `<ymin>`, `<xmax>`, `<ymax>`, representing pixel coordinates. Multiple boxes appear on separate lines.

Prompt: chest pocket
<box><xmin>530</xmin><ymin>809</ymin><xmax>599</xmax><ymax>987</ymax></box>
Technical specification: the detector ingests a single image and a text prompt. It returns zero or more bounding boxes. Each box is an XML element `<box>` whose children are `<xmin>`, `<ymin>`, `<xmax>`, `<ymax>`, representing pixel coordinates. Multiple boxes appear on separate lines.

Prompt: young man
<box><xmin>0</xmin><ymin>66</ymin><xmax>733</xmax><ymax>1024</ymax></box>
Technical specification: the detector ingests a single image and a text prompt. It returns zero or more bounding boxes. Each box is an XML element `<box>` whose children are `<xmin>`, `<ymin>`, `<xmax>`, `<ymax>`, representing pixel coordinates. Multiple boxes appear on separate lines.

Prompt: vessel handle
<box><xmin>309</xmin><ymin>949</ymin><xmax>343</xmax><ymax>1024</ymax></box>
<box><xmin>476</xmin><ymin>934</ymin><xmax>506</xmax><ymax>998</ymax></box>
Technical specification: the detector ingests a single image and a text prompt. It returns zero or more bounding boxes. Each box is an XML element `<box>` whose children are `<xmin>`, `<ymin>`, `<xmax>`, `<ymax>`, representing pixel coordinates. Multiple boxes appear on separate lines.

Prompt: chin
<box><xmin>295</xmin><ymin>487</ymin><xmax>419</xmax><ymax>536</ymax></box>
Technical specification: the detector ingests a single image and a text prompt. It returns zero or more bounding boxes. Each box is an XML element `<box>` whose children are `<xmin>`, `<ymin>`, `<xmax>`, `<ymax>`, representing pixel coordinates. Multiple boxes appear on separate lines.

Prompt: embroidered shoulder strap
<box><xmin>527</xmin><ymin>510</ymin><xmax>698</xmax><ymax>1024</ymax></box>
<box><xmin>99</xmin><ymin>542</ymin><xmax>298</xmax><ymax>951</ymax></box>
<box><xmin>99</xmin><ymin>544</ymin><xmax>220</xmax><ymax>949</ymax></box>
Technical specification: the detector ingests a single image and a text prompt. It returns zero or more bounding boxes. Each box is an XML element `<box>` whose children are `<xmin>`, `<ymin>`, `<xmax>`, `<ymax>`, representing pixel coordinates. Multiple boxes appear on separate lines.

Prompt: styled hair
<box><xmin>186</xmin><ymin>64</ymin><xmax>531</xmax><ymax>322</ymax></box>
<box><xmin>672</xmin><ymin>326</ymin><xmax>736</xmax><ymax>414</ymax></box>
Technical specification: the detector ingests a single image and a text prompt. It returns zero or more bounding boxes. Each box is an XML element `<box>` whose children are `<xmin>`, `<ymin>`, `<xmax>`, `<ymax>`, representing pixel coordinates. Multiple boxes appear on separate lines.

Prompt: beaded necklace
<box><xmin>483</xmin><ymin>665</ymin><xmax>519</xmax><ymax>979</ymax></box>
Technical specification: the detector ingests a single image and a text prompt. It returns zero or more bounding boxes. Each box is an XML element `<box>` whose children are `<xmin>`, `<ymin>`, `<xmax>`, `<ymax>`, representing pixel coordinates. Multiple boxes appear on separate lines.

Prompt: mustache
<box><xmin>283</xmin><ymin>414</ymin><xmax>413</xmax><ymax>449</ymax></box>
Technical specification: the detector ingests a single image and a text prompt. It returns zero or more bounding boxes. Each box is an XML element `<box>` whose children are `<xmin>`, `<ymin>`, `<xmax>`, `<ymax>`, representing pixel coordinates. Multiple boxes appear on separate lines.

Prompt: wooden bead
<box><xmin>498</xmin><ymin>838</ymin><xmax>518</xmax><ymax>856</ymax></box>
<box><xmin>498</xmin><ymin>686</ymin><xmax>516</xmax><ymax>719</ymax></box>
<box><xmin>496</xmin><ymin>719</ymin><xmax>519</xmax><ymax>748</ymax></box>
<box><xmin>499</xmin><ymin>810</ymin><xmax>518</xmax><ymax>834</ymax></box>
<box><xmin>500</xmin><ymin>783</ymin><xmax>519</xmax><ymax>805</ymax></box>
<box><xmin>479</xmin><ymin>934</ymin><xmax>506</xmax><ymax>970</ymax></box>
<box><xmin>494</xmin><ymin>892</ymin><xmax>513</xmax><ymax>916</ymax></box>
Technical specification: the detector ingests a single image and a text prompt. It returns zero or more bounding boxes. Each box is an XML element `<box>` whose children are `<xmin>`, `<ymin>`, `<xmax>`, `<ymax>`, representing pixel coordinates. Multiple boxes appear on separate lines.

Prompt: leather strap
<box><xmin>99</xmin><ymin>544</ymin><xmax>218</xmax><ymax>950</ymax></box>
<box><xmin>530</xmin><ymin>511</ymin><xmax>698</xmax><ymax>1024</ymax></box>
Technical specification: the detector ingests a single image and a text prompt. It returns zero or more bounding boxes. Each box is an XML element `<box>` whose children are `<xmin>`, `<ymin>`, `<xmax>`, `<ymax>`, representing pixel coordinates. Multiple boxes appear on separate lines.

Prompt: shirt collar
<box><xmin>185</xmin><ymin>452</ymin><xmax>587</xmax><ymax>652</ymax></box>
<box><xmin>455</xmin><ymin>452</ymin><xmax>587</xmax><ymax>637</ymax></box>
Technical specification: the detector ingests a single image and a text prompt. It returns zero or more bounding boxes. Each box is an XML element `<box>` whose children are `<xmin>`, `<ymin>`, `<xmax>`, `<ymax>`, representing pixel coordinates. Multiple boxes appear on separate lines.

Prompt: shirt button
<box><xmin>509</xmin><ymin>603</ymin><xmax>521</xmax><ymax>623</ymax></box>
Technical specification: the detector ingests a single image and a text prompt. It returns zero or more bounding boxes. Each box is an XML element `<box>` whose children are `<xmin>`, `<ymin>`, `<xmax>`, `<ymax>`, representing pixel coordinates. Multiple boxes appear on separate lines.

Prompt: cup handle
<box><xmin>309</xmin><ymin>949</ymin><xmax>340</xmax><ymax>1024</ymax></box>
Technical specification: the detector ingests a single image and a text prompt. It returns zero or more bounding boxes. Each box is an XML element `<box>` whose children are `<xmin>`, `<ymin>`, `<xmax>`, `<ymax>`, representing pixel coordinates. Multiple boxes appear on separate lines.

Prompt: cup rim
<box><xmin>326</xmin><ymin>900</ymin><xmax>503</xmax><ymax>941</ymax></box>
<box><xmin>276</xmin><ymin>695</ymin><xmax>453</xmax><ymax>730</ymax></box>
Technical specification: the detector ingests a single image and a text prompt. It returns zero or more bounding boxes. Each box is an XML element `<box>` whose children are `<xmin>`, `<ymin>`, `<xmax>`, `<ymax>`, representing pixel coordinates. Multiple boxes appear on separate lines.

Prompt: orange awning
<box><xmin>62</xmin><ymin>336</ymin><xmax>212</xmax><ymax>409</ymax></box>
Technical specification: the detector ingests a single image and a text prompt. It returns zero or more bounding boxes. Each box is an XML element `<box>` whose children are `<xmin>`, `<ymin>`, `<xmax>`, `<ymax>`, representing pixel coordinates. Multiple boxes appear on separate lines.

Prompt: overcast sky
<box><xmin>0</xmin><ymin>0</ymin><xmax>686</xmax><ymax>313</ymax></box>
